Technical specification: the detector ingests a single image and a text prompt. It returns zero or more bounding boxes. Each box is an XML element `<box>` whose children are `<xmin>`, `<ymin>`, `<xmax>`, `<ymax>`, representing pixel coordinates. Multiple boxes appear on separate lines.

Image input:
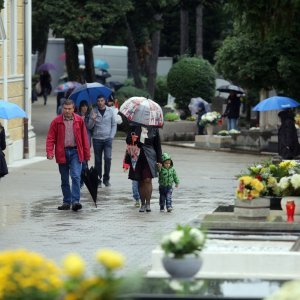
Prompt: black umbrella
<box><xmin>217</xmin><ymin>84</ymin><xmax>245</xmax><ymax>94</ymax></box>
<box><xmin>81</xmin><ymin>166</ymin><xmax>98</xmax><ymax>207</ymax></box>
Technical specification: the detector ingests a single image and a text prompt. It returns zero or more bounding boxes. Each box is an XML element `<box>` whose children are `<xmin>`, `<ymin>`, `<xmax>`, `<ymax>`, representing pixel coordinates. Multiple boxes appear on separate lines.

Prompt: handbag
<box><xmin>0</xmin><ymin>151</ymin><xmax>8</xmax><ymax>178</ymax></box>
<box><xmin>35</xmin><ymin>81</ymin><xmax>42</xmax><ymax>95</ymax></box>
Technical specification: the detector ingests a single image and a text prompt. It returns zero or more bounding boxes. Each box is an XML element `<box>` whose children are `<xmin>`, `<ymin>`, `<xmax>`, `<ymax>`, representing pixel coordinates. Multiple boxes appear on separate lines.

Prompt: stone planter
<box><xmin>234</xmin><ymin>197</ymin><xmax>270</xmax><ymax>219</ymax></box>
<box><xmin>162</xmin><ymin>255</ymin><xmax>202</xmax><ymax>279</ymax></box>
<box><xmin>206</xmin><ymin>125</ymin><xmax>214</xmax><ymax>136</ymax></box>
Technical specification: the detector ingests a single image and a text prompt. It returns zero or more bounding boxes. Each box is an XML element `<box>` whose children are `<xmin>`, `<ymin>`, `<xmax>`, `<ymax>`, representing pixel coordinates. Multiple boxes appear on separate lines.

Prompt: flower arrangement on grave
<box><xmin>264</xmin><ymin>280</ymin><xmax>300</xmax><ymax>300</ymax></box>
<box><xmin>236</xmin><ymin>175</ymin><xmax>265</xmax><ymax>200</ymax></box>
<box><xmin>161</xmin><ymin>224</ymin><xmax>206</xmax><ymax>259</ymax></box>
<box><xmin>278</xmin><ymin>174</ymin><xmax>300</xmax><ymax>196</ymax></box>
<box><xmin>237</xmin><ymin>160</ymin><xmax>300</xmax><ymax>197</ymax></box>
<box><xmin>199</xmin><ymin>111</ymin><xmax>221</xmax><ymax>127</ymax></box>
<box><xmin>0</xmin><ymin>248</ymin><xmax>137</xmax><ymax>300</ymax></box>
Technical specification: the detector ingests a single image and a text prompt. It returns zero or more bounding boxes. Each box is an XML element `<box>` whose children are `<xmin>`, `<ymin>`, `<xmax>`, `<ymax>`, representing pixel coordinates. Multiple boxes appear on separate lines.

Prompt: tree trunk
<box><xmin>195</xmin><ymin>4</ymin><xmax>203</xmax><ymax>56</ymax></box>
<box><xmin>83</xmin><ymin>42</ymin><xmax>95</xmax><ymax>83</ymax></box>
<box><xmin>125</xmin><ymin>18</ymin><xmax>144</xmax><ymax>89</ymax></box>
<box><xmin>180</xmin><ymin>7</ymin><xmax>189</xmax><ymax>55</ymax></box>
<box><xmin>65</xmin><ymin>38</ymin><xmax>81</xmax><ymax>82</ymax></box>
<box><xmin>146</xmin><ymin>14</ymin><xmax>162</xmax><ymax>99</ymax></box>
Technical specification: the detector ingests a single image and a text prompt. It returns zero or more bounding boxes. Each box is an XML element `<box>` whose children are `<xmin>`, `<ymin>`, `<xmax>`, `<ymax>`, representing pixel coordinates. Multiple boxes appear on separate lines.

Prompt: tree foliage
<box><xmin>167</xmin><ymin>56</ymin><xmax>216</xmax><ymax>109</ymax></box>
<box><xmin>215</xmin><ymin>0</ymin><xmax>300</xmax><ymax>99</ymax></box>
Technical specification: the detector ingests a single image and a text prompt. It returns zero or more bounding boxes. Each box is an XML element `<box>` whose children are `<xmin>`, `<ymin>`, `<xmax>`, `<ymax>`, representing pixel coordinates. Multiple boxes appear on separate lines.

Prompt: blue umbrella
<box><xmin>69</xmin><ymin>82</ymin><xmax>112</xmax><ymax>107</ymax></box>
<box><xmin>0</xmin><ymin>100</ymin><xmax>27</xmax><ymax>119</ymax></box>
<box><xmin>252</xmin><ymin>96</ymin><xmax>300</xmax><ymax>111</ymax></box>
<box><xmin>94</xmin><ymin>59</ymin><xmax>109</xmax><ymax>70</ymax></box>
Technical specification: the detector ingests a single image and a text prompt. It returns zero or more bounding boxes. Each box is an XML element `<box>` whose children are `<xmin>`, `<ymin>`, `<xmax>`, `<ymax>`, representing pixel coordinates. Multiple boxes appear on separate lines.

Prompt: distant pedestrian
<box><xmin>126</xmin><ymin>125</ymin><xmax>162</xmax><ymax>213</ymax></box>
<box><xmin>196</xmin><ymin>101</ymin><xmax>207</xmax><ymax>135</ymax></box>
<box><xmin>0</xmin><ymin>122</ymin><xmax>8</xmax><ymax>179</ymax></box>
<box><xmin>123</xmin><ymin>151</ymin><xmax>141</xmax><ymax>207</ymax></box>
<box><xmin>39</xmin><ymin>70</ymin><xmax>52</xmax><ymax>105</ymax></box>
<box><xmin>88</xmin><ymin>95</ymin><xmax>117</xmax><ymax>187</ymax></box>
<box><xmin>278</xmin><ymin>110</ymin><xmax>300</xmax><ymax>159</ymax></box>
<box><xmin>223</xmin><ymin>92</ymin><xmax>241</xmax><ymax>130</ymax></box>
<box><xmin>158</xmin><ymin>152</ymin><xmax>179</xmax><ymax>212</ymax></box>
<box><xmin>46</xmin><ymin>99</ymin><xmax>90</xmax><ymax>211</ymax></box>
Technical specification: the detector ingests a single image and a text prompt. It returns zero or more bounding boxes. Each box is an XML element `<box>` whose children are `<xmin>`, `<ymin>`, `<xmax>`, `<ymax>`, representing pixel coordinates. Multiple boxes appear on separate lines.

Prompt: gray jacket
<box><xmin>87</xmin><ymin>107</ymin><xmax>117</xmax><ymax>140</ymax></box>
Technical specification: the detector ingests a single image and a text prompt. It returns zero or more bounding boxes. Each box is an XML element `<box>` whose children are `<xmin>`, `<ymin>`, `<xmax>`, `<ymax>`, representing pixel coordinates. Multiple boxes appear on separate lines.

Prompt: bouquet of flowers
<box><xmin>199</xmin><ymin>111</ymin><xmax>221</xmax><ymax>127</ymax></box>
<box><xmin>161</xmin><ymin>224</ymin><xmax>206</xmax><ymax>258</ymax></box>
<box><xmin>236</xmin><ymin>175</ymin><xmax>265</xmax><ymax>200</ymax></box>
<box><xmin>278</xmin><ymin>174</ymin><xmax>300</xmax><ymax>196</ymax></box>
<box><xmin>264</xmin><ymin>280</ymin><xmax>300</xmax><ymax>300</ymax></box>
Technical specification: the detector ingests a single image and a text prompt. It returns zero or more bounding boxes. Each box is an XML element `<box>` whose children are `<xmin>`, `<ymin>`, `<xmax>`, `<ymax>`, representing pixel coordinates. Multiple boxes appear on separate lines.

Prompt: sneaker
<box><xmin>72</xmin><ymin>203</ymin><xmax>82</xmax><ymax>212</ymax></box>
<box><xmin>167</xmin><ymin>207</ymin><xmax>173</xmax><ymax>212</ymax></box>
<box><xmin>98</xmin><ymin>179</ymin><xmax>102</xmax><ymax>188</ymax></box>
<box><xmin>58</xmin><ymin>203</ymin><xmax>70</xmax><ymax>210</ymax></box>
<box><xmin>160</xmin><ymin>207</ymin><xmax>165</xmax><ymax>212</ymax></box>
<box><xmin>139</xmin><ymin>205</ymin><xmax>145</xmax><ymax>212</ymax></box>
<box><xmin>135</xmin><ymin>200</ymin><xmax>140</xmax><ymax>207</ymax></box>
<box><xmin>103</xmin><ymin>181</ymin><xmax>111</xmax><ymax>187</ymax></box>
<box><xmin>146</xmin><ymin>204</ymin><xmax>151</xmax><ymax>212</ymax></box>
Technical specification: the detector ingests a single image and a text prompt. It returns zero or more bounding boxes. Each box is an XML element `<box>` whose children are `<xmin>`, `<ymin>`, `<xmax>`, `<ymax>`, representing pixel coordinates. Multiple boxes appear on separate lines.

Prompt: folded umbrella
<box><xmin>253</xmin><ymin>96</ymin><xmax>300</xmax><ymax>111</ymax></box>
<box><xmin>69</xmin><ymin>82</ymin><xmax>112</xmax><ymax>107</ymax></box>
<box><xmin>81</xmin><ymin>166</ymin><xmax>98</xmax><ymax>207</ymax></box>
<box><xmin>0</xmin><ymin>100</ymin><xmax>27</xmax><ymax>119</ymax></box>
<box><xmin>119</xmin><ymin>97</ymin><xmax>164</xmax><ymax>127</ymax></box>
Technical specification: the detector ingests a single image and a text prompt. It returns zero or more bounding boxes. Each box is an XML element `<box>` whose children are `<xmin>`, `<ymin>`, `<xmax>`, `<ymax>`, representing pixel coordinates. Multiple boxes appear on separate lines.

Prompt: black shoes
<box><xmin>72</xmin><ymin>203</ymin><xmax>82</xmax><ymax>212</ymax></box>
<box><xmin>103</xmin><ymin>180</ymin><xmax>111</xmax><ymax>187</ymax></box>
<box><xmin>58</xmin><ymin>203</ymin><xmax>70</xmax><ymax>210</ymax></box>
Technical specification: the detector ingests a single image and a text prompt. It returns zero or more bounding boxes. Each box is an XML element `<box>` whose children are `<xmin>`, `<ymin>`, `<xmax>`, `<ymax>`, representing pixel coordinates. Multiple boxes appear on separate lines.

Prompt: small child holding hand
<box><xmin>158</xmin><ymin>152</ymin><xmax>179</xmax><ymax>212</ymax></box>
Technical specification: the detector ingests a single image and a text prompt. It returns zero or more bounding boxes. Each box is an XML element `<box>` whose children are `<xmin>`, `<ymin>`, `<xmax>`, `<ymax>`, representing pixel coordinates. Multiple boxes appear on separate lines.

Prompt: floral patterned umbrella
<box><xmin>119</xmin><ymin>97</ymin><xmax>164</xmax><ymax>127</ymax></box>
<box><xmin>54</xmin><ymin>81</ymin><xmax>82</xmax><ymax>93</ymax></box>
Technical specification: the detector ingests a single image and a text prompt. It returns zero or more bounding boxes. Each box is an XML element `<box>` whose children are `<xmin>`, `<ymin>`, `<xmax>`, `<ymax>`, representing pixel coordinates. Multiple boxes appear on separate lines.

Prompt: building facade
<box><xmin>0</xmin><ymin>0</ymin><xmax>35</xmax><ymax>164</ymax></box>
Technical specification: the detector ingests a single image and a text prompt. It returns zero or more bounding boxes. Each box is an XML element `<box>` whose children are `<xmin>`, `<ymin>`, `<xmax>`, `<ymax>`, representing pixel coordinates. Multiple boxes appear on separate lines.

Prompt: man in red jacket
<box><xmin>46</xmin><ymin>99</ymin><xmax>90</xmax><ymax>211</ymax></box>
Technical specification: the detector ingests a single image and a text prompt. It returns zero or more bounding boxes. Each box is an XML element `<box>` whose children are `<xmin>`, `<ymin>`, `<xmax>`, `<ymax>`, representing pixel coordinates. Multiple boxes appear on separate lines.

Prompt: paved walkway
<box><xmin>0</xmin><ymin>96</ymin><xmax>270</xmax><ymax>274</ymax></box>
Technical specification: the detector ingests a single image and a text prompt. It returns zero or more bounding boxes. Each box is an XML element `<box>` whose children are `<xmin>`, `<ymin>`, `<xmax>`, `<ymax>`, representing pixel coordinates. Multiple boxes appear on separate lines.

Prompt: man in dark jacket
<box><xmin>223</xmin><ymin>92</ymin><xmax>241</xmax><ymax>130</ymax></box>
<box><xmin>278</xmin><ymin>110</ymin><xmax>300</xmax><ymax>159</ymax></box>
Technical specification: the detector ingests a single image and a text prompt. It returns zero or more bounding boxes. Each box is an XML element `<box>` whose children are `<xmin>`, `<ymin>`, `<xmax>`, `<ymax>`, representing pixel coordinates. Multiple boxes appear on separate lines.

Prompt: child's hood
<box><xmin>162</xmin><ymin>152</ymin><xmax>173</xmax><ymax>166</ymax></box>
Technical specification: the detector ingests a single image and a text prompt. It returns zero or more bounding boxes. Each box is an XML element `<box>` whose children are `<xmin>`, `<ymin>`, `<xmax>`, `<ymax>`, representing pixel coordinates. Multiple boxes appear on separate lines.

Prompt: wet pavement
<box><xmin>0</xmin><ymin>97</ymin><xmax>270</xmax><ymax>274</ymax></box>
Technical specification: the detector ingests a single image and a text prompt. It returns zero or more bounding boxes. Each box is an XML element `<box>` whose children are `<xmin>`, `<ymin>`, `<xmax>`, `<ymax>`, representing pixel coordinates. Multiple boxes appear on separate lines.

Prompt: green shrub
<box><xmin>155</xmin><ymin>76</ymin><xmax>168</xmax><ymax>107</ymax></box>
<box><xmin>164</xmin><ymin>112</ymin><xmax>180</xmax><ymax>121</ymax></box>
<box><xmin>115</xmin><ymin>86</ymin><xmax>148</xmax><ymax>107</ymax></box>
<box><xmin>167</xmin><ymin>56</ymin><xmax>216</xmax><ymax>110</ymax></box>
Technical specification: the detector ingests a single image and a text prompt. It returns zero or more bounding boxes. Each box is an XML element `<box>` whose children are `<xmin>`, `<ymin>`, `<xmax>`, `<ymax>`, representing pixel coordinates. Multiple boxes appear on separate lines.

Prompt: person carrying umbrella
<box><xmin>222</xmin><ymin>91</ymin><xmax>241</xmax><ymax>130</ymax></box>
<box><xmin>39</xmin><ymin>70</ymin><xmax>52</xmax><ymax>105</ymax></box>
<box><xmin>120</xmin><ymin>97</ymin><xmax>164</xmax><ymax>213</ymax></box>
<box><xmin>278</xmin><ymin>110</ymin><xmax>300</xmax><ymax>159</ymax></box>
<box><xmin>46</xmin><ymin>99</ymin><xmax>91</xmax><ymax>211</ymax></box>
<box><xmin>0</xmin><ymin>122</ymin><xmax>8</xmax><ymax>179</ymax></box>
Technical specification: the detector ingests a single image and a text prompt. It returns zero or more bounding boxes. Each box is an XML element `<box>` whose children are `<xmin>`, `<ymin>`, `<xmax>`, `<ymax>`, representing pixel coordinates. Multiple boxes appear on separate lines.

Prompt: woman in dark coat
<box><xmin>223</xmin><ymin>92</ymin><xmax>241</xmax><ymax>130</ymax></box>
<box><xmin>0</xmin><ymin>122</ymin><xmax>8</xmax><ymax>178</ymax></box>
<box><xmin>278</xmin><ymin>110</ymin><xmax>300</xmax><ymax>159</ymax></box>
<box><xmin>126</xmin><ymin>125</ymin><xmax>162</xmax><ymax>213</ymax></box>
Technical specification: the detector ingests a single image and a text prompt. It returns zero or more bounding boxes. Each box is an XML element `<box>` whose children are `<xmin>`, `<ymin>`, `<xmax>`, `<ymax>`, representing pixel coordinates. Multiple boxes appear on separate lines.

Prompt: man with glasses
<box><xmin>88</xmin><ymin>95</ymin><xmax>117</xmax><ymax>187</ymax></box>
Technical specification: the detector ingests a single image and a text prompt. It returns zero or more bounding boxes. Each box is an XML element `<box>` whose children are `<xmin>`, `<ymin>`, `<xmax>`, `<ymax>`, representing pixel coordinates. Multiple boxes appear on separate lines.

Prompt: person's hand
<box><xmin>91</xmin><ymin>110</ymin><xmax>97</xmax><ymax>120</ymax></box>
<box><xmin>47</xmin><ymin>155</ymin><xmax>54</xmax><ymax>160</ymax></box>
<box><xmin>157</xmin><ymin>162</ymin><xmax>162</xmax><ymax>170</ymax></box>
<box><xmin>123</xmin><ymin>167</ymin><xmax>129</xmax><ymax>173</ymax></box>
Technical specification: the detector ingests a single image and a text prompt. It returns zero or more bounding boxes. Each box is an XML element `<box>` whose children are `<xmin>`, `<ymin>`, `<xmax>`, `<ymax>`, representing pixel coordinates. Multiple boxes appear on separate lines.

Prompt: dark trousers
<box><xmin>159</xmin><ymin>186</ymin><xmax>173</xmax><ymax>209</ymax></box>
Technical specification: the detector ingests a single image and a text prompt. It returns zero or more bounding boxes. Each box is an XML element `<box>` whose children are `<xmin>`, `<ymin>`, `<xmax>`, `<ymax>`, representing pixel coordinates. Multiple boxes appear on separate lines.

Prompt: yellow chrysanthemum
<box><xmin>62</xmin><ymin>253</ymin><xmax>85</xmax><ymax>278</ymax></box>
<box><xmin>239</xmin><ymin>176</ymin><xmax>252</xmax><ymax>185</ymax></box>
<box><xmin>251</xmin><ymin>178</ymin><xmax>264</xmax><ymax>192</ymax></box>
<box><xmin>96</xmin><ymin>249</ymin><xmax>125</xmax><ymax>270</ymax></box>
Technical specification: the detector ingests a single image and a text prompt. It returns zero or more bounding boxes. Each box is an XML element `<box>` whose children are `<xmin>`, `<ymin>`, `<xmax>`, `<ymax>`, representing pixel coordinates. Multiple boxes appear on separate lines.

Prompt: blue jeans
<box><xmin>159</xmin><ymin>186</ymin><xmax>173</xmax><ymax>209</ymax></box>
<box><xmin>132</xmin><ymin>180</ymin><xmax>140</xmax><ymax>201</ymax></box>
<box><xmin>93</xmin><ymin>138</ymin><xmax>112</xmax><ymax>183</ymax></box>
<box><xmin>227</xmin><ymin>118</ymin><xmax>238</xmax><ymax>131</ymax></box>
<box><xmin>58</xmin><ymin>148</ymin><xmax>82</xmax><ymax>204</ymax></box>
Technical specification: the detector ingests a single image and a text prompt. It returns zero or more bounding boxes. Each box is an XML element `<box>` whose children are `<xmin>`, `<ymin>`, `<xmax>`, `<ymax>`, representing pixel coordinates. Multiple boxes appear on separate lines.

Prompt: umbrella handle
<box><xmin>131</xmin><ymin>132</ymin><xmax>138</xmax><ymax>145</ymax></box>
